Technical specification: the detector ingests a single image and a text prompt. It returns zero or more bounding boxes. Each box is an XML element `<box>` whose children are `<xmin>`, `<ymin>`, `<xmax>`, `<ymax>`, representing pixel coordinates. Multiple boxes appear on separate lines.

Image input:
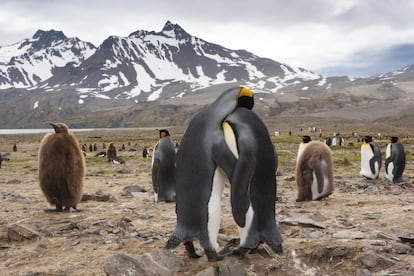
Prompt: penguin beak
<box><xmin>50</xmin><ymin>123</ymin><xmax>59</xmax><ymax>133</ymax></box>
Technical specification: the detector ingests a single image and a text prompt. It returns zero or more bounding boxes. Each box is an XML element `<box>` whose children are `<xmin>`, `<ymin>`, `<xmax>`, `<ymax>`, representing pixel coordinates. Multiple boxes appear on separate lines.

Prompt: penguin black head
<box><xmin>159</xmin><ymin>129</ymin><xmax>171</xmax><ymax>138</ymax></box>
<box><xmin>302</xmin><ymin>135</ymin><xmax>311</xmax><ymax>143</ymax></box>
<box><xmin>390</xmin><ymin>136</ymin><xmax>399</xmax><ymax>143</ymax></box>
<box><xmin>237</xmin><ymin>87</ymin><xmax>254</xmax><ymax>110</ymax></box>
<box><xmin>50</xmin><ymin>122</ymin><xmax>69</xmax><ymax>134</ymax></box>
<box><xmin>362</xmin><ymin>136</ymin><xmax>373</xmax><ymax>143</ymax></box>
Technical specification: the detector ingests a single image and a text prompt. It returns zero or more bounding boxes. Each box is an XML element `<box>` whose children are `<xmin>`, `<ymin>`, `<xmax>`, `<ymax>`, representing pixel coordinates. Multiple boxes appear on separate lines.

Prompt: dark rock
<box><xmin>195</xmin><ymin>267</ymin><xmax>216</xmax><ymax>276</ymax></box>
<box><xmin>359</xmin><ymin>253</ymin><xmax>395</xmax><ymax>269</ymax></box>
<box><xmin>82</xmin><ymin>190</ymin><xmax>115</xmax><ymax>202</ymax></box>
<box><xmin>218</xmin><ymin>256</ymin><xmax>246</xmax><ymax>276</ymax></box>
<box><xmin>329</xmin><ymin>247</ymin><xmax>347</xmax><ymax>257</ymax></box>
<box><xmin>7</xmin><ymin>223</ymin><xmax>41</xmax><ymax>241</ymax></box>
<box><xmin>359</xmin><ymin>253</ymin><xmax>379</xmax><ymax>268</ymax></box>
<box><xmin>117</xmin><ymin>167</ymin><xmax>133</xmax><ymax>174</ymax></box>
<box><xmin>150</xmin><ymin>250</ymin><xmax>184</xmax><ymax>273</ymax></box>
<box><xmin>6</xmin><ymin>179</ymin><xmax>21</xmax><ymax>184</ymax></box>
<box><xmin>356</xmin><ymin>268</ymin><xmax>371</xmax><ymax>276</ymax></box>
<box><xmin>398</xmin><ymin>235</ymin><xmax>414</xmax><ymax>244</ymax></box>
<box><xmin>390</xmin><ymin>241</ymin><xmax>412</xmax><ymax>254</ymax></box>
<box><xmin>104</xmin><ymin>253</ymin><xmax>172</xmax><ymax>276</ymax></box>
<box><xmin>333</xmin><ymin>230</ymin><xmax>365</xmax><ymax>239</ymax></box>
<box><xmin>280</xmin><ymin>216</ymin><xmax>326</xmax><ymax>229</ymax></box>
<box><xmin>122</xmin><ymin>185</ymin><xmax>148</xmax><ymax>197</ymax></box>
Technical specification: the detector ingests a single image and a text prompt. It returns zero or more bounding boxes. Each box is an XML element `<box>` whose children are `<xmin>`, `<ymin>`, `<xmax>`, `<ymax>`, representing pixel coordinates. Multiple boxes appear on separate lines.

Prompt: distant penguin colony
<box><xmin>385</xmin><ymin>136</ymin><xmax>406</xmax><ymax>183</ymax></box>
<box><xmin>151</xmin><ymin>129</ymin><xmax>176</xmax><ymax>202</ymax></box>
<box><xmin>296</xmin><ymin>136</ymin><xmax>334</xmax><ymax>201</ymax></box>
<box><xmin>360</xmin><ymin>136</ymin><xmax>382</xmax><ymax>179</ymax></box>
<box><xmin>38</xmin><ymin>122</ymin><xmax>85</xmax><ymax>212</ymax></box>
<box><xmin>166</xmin><ymin>86</ymin><xmax>283</xmax><ymax>261</ymax></box>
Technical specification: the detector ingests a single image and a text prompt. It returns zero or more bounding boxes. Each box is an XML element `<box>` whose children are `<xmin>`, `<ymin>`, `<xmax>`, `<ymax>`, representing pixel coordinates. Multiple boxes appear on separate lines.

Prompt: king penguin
<box><xmin>360</xmin><ymin>136</ymin><xmax>381</xmax><ymax>179</ymax></box>
<box><xmin>385</xmin><ymin>136</ymin><xmax>406</xmax><ymax>183</ymax></box>
<box><xmin>296</xmin><ymin>137</ymin><xmax>334</xmax><ymax>201</ymax></box>
<box><xmin>106</xmin><ymin>143</ymin><xmax>117</xmax><ymax>163</ymax></box>
<box><xmin>38</xmin><ymin>123</ymin><xmax>85</xmax><ymax>211</ymax></box>
<box><xmin>165</xmin><ymin>86</ymin><xmax>254</xmax><ymax>261</ymax></box>
<box><xmin>223</xmin><ymin>106</ymin><xmax>283</xmax><ymax>255</ymax></box>
<box><xmin>151</xmin><ymin>129</ymin><xmax>176</xmax><ymax>202</ymax></box>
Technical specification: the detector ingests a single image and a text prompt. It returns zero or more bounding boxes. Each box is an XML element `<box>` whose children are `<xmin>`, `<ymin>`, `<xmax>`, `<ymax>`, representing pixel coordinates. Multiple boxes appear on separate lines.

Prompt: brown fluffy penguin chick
<box><xmin>296</xmin><ymin>140</ymin><xmax>334</xmax><ymax>201</ymax></box>
<box><xmin>106</xmin><ymin>143</ymin><xmax>117</xmax><ymax>162</ymax></box>
<box><xmin>38</xmin><ymin>123</ymin><xmax>85</xmax><ymax>212</ymax></box>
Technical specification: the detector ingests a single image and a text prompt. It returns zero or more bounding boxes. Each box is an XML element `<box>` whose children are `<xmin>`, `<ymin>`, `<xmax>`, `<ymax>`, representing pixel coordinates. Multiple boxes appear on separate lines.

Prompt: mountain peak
<box><xmin>162</xmin><ymin>20</ymin><xmax>176</xmax><ymax>31</ymax></box>
<box><xmin>30</xmin><ymin>29</ymin><xmax>67</xmax><ymax>50</ymax></box>
<box><xmin>161</xmin><ymin>21</ymin><xmax>188</xmax><ymax>38</ymax></box>
<box><xmin>33</xmin><ymin>29</ymin><xmax>67</xmax><ymax>42</ymax></box>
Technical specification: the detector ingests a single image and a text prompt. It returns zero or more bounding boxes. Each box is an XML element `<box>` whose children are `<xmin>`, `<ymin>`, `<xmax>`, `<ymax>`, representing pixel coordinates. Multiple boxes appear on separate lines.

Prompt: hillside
<box><xmin>0</xmin><ymin>22</ymin><xmax>414</xmax><ymax>131</ymax></box>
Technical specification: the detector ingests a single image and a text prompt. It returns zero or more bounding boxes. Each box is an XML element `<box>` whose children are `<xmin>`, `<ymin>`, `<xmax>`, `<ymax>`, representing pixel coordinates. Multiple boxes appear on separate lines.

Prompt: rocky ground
<box><xmin>0</xmin><ymin>128</ymin><xmax>413</xmax><ymax>275</ymax></box>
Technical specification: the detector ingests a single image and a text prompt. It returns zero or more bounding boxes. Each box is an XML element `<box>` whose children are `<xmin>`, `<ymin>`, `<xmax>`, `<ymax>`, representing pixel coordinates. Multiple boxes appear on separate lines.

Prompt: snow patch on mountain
<box><xmin>0</xmin><ymin>21</ymin><xmax>326</xmax><ymax>102</ymax></box>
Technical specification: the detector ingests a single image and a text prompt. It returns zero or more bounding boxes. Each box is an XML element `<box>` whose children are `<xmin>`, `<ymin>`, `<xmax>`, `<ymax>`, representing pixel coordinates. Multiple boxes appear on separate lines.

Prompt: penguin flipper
<box><xmin>369</xmin><ymin>157</ymin><xmax>377</xmax><ymax>176</ymax></box>
<box><xmin>314</xmin><ymin>165</ymin><xmax>325</xmax><ymax>194</ymax></box>
<box><xmin>312</xmin><ymin>155</ymin><xmax>328</xmax><ymax>194</ymax></box>
<box><xmin>231</xmin><ymin>156</ymin><xmax>254</xmax><ymax>227</ymax></box>
<box><xmin>384</xmin><ymin>156</ymin><xmax>392</xmax><ymax>174</ymax></box>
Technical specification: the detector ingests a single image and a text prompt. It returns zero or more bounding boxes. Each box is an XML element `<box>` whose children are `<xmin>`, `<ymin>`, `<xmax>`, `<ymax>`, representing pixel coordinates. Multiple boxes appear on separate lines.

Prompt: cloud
<box><xmin>319</xmin><ymin>43</ymin><xmax>414</xmax><ymax>77</ymax></box>
<box><xmin>1</xmin><ymin>0</ymin><xmax>414</xmax><ymax>76</ymax></box>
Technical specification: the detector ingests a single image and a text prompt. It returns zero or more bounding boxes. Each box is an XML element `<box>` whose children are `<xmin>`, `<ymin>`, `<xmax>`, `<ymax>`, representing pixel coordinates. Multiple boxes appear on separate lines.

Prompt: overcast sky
<box><xmin>1</xmin><ymin>0</ymin><xmax>414</xmax><ymax>77</ymax></box>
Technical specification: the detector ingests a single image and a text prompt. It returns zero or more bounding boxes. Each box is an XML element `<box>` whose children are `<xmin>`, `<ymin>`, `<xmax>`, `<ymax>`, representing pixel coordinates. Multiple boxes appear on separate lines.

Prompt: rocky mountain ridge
<box><xmin>0</xmin><ymin>21</ymin><xmax>413</xmax><ymax>130</ymax></box>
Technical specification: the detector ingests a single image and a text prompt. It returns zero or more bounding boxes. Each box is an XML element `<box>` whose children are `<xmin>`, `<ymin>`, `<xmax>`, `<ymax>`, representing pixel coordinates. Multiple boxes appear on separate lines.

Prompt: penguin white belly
<box><xmin>384</xmin><ymin>144</ymin><xmax>393</xmax><ymax>181</ymax></box>
<box><xmin>360</xmin><ymin>146</ymin><xmax>375</xmax><ymax>178</ymax></box>
<box><xmin>222</xmin><ymin>121</ymin><xmax>255</xmax><ymax>247</ymax></box>
<box><xmin>311</xmin><ymin>160</ymin><xmax>330</xmax><ymax>200</ymax></box>
<box><xmin>207</xmin><ymin>167</ymin><xmax>226</xmax><ymax>251</ymax></box>
<box><xmin>238</xmin><ymin>204</ymin><xmax>254</xmax><ymax>245</ymax></box>
<box><xmin>151</xmin><ymin>141</ymin><xmax>159</xmax><ymax>202</ymax></box>
<box><xmin>296</xmin><ymin>143</ymin><xmax>306</xmax><ymax>164</ymax></box>
<box><xmin>385</xmin><ymin>162</ymin><xmax>394</xmax><ymax>182</ymax></box>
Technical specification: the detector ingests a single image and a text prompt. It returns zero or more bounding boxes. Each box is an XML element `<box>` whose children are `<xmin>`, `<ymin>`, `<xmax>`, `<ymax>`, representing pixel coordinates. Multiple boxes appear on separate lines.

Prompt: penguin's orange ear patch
<box><xmin>239</xmin><ymin>87</ymin><xmax>253</xmax><ymax>98</ymax></box>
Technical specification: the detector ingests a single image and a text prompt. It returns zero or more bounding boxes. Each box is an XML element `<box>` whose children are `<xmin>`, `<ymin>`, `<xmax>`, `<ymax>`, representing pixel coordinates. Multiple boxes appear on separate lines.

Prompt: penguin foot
<box><xmin>205</xmin><ymin>249</ymin><xmax>226</xmax><ymax>262</ymax></box>
<box><xmin>272</xmin><ymin>243</ymin><xmax>284</xmax><ymax>255</ymax></box>
<box><xmin>165</xmin><ymin>235</ymin><xmax>181</xmax><ymax>249</ymax></box>
<box><xmin>232</xmin><ymin>246</ymin><xmax>252</xmax><ymax>256</ymax></box>
<box><xmin>218</xmin><ymin>238</ymin><xmax>240</xmax><ymax>256</ymax></box>
<box><xmin>184</xmin><ymin>241</ymin><xmax>204</xmax><ymax>258</ymax></box>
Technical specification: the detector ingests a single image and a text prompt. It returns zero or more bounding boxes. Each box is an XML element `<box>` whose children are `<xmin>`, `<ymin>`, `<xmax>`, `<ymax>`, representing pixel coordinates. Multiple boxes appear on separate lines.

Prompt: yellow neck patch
<box><xmin>222</xmin><ymin>122</ymin><xmax>238</xmax><ymax>158</ymax></box>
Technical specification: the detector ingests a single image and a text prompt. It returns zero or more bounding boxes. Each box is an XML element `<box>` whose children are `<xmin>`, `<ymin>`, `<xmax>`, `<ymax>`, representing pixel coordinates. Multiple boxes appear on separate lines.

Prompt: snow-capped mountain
<box><xmin>0</xmin><ymin>21</ymin><xmax>323</xmax><ymax>102</ymax></box>
<box><xmin>0</xmin><ymin>30</ymin><xmax>96</xmax><ymax>89</ymax></box>
<box><xmin>1</xmin><ymin>21</ymin><xmax>414</xmax><ymax>129</ymax></box>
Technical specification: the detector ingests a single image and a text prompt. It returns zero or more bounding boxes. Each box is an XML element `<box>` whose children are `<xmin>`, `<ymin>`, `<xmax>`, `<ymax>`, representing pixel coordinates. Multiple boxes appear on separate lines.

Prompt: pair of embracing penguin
<box><xmin>360</xmin><ymin>135</ymin><xmax>406</xmax><ymax>183</ymax></box>
<box><xmin>165</xmin><ymin>87</ymin><xmax>283</xmax><ymax>261</ymax></box>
